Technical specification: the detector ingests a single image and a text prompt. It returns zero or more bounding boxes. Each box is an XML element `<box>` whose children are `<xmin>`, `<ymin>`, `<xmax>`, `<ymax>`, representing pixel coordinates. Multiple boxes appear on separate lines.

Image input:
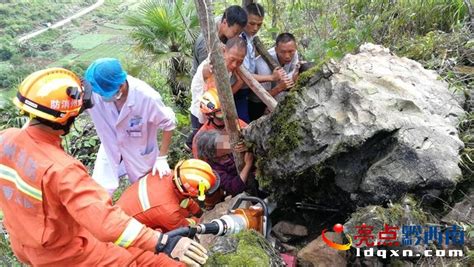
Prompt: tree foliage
<box><xmin>127</xmin><ymin>0</ymin><xmax>200</xmax><ymax>109</ymax></box>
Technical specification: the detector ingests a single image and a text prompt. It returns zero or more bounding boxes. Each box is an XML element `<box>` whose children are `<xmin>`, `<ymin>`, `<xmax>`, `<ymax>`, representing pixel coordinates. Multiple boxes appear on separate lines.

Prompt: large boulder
<box><xmin>297</xmin><ymin>232</ymin><xmax>347</xmax><ymax>267</ymax></box>
<box><xmin>245</xmin><ymin>43</ymin><xmax>465</xmax><ymax>207</ymax></box>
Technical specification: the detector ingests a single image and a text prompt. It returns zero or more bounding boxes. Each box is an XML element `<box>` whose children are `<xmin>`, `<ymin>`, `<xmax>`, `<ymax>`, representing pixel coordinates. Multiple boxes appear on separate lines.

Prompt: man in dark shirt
<box><xmin>191</xmin><ymin>5</ymin><xmax>248</xmax><ymax>76</ymax></box>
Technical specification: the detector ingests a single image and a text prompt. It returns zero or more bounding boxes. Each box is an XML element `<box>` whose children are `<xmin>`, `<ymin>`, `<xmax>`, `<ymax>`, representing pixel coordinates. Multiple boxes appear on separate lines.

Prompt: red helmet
<box><xmin>174</xmin><ymin>159</ymin><xmax>220</xmax><ymax>201</ymax></box>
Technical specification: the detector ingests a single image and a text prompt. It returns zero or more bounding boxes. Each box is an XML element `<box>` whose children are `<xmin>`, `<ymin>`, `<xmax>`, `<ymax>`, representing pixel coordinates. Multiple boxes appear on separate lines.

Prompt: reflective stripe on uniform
<box><xmin>0</xmin><ymin>164</ymin><xmax>42</xmax><ymax>201</ymax></box>
<box><xmin>138</xmin><ymin>176</ymin><xmax>151</xmax><ymax>211</ymax></box>
<box><xmin>114</xmin><ymin>218</ymin><xmax>144</xmax><ymax>248</ymax></box>
<box><xmin>185</xmin><ymin>218</ymin><xmax>197</xmax><ymax>225</ymax></box>
<box><xmin>180</xmin><ymin>198</ymin><xmax>190</xmax><ymax>209</ymax></box>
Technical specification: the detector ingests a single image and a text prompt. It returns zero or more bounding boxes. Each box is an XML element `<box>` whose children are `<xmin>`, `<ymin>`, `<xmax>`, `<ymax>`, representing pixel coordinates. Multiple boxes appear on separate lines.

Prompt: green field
<box><xmin>103</xmin><ymin>23</ymin><xmax>133</xmax><ymax>31</ymax></box>
<box><xmin>75</xmin><ymin>43</ymin><xmax>131</xmax><ymax>63</ymax></box>
<box><xmin>69</xmin><ymin>33</ymin><xmax>115</xmax><ymax>50</ymax></box>
<box><xmin>0</xmin><ymin>63</ymin><xmax>11</xmax><ymax>73</ymax></box>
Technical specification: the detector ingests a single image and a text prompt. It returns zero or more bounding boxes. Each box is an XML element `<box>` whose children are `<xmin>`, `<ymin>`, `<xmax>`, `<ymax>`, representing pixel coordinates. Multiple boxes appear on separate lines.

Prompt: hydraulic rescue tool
<box><xmin>166</xmin><ymin>196</ymin><xmax>270</xmax><ymax>239</ymax></box>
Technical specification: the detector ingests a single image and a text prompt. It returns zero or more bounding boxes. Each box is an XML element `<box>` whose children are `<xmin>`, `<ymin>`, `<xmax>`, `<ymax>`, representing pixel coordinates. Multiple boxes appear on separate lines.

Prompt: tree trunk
<box><xmin>254</xmin><ymin>36</ymin><xmax>280</xmax><ymax>71</ymax></box>
<box><xmin>242</xmin><ymin>0</ymin><xmax>253</xmax><ymax>6</ymax></box>
<box><xmin>194</xmin><ymin>0</ymin><xmax>244</xmax><ymax>171</ymax></box>
<box><xmin>239</xmin><ymin>65</ymin><xmax>277</xmax><ymax>111</ymax></box>
<box><xmin>271</xmin><ymin>0</ymin><xmax>277</xmax><ymax>40</ymax></box>
<box><xmin>464</xmin><ymin>0</ymin><xmax>474</xmax><ymax>32</ymax></box>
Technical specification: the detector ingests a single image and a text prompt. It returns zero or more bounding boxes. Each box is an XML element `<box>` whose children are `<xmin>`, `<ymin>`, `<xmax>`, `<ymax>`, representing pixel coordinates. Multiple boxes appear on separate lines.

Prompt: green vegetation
<box><xmin>0</xmin><ymin>0</ymin><xmax>95</xmax><ymax>38</ymax></box>
<box><xmin>0</xmin><ymin>0</ymin><xmax>472</xmax><ymax>264</ymax></box>
<box><xmin>126</xmin><ymin>0</ymin><xmax>200</xmax><ymax>109</ymax></box>
<box><xmin>206</xmin><ymin>230</ymin><xmax>271</xmax><ymax>266</ymax></box>
<box><xmin>74</xmin><ymin>43</ymin><xmax>131</xmax><ymax>63</ymax></box>
<box><xmin>69</xmin><ymin>33</ymin><xmax>115</xmax><ymax>50</ymax></box>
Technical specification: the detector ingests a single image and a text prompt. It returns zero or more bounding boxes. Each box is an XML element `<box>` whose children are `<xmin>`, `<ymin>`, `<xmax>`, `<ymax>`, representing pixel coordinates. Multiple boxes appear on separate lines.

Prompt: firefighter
<box><xmin>116</xmin><ymin>159</ymin><xmax>220</xmax><ymax>232</ymax></box>
<box><xmin>0</xmin><ymin>68</ymin><xmax>208</xmax><ymax>266</ymax></box>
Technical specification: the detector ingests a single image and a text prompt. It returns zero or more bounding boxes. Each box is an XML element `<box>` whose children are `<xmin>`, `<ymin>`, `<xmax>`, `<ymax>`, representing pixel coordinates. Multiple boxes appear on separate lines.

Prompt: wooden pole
<box><xmin>254</xmin><ymin>36</ymin><xmax>280</xmax><ymax>71</ymax></box>
<box><xmin>238</xmin><ymin>65</ymin><xmax>277</xmax><ymax>111</ymax></box>
<box><xmin>194</xmin><ymin>0</ymin><xmax>244</xmax><ymax>171</ymax></box>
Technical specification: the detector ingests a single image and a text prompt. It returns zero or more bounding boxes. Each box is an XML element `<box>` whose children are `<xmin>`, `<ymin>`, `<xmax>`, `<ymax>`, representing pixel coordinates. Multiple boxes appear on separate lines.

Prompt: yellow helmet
<box><xmin>13</xmin><ymin>68</ymin><xmax>88</xmax><ymax>124</ymax></box>
<box><xmin>199</xmin><ymin>89</ymin><xmax>223</xmax><ymax>119</ymax></box>
<box><xmin>174</xmin><ymin>159</ymin><xmax>220</xmax><ymax>201</ymax></box>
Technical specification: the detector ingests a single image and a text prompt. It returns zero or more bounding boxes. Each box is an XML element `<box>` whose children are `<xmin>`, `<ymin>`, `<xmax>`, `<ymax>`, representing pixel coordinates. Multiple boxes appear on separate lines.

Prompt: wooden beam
<box><xmin>238</xmin><ymin>65</ymin><xmax>277</xmax><ymax>111</ymax></box>
<box><xmin>253</xmin><ymin>36</ymin><xmax>280</xmax><ymax>71</ymax></box>
<box><xmin>194</xmin><ymin>0</ymin><xmax>244</xmax><ymax>171</ymax></box>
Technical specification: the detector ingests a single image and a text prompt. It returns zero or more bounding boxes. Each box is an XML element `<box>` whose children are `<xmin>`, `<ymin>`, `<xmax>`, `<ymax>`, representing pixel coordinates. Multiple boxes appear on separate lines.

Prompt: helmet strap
<box><xmin>36</xmin><ymin>116</ymin><xmax>77</xmax><ymax>136</ymax></box>
<box><xmin>198</xmin><ymin>181</ymin><xmax>206</xmax><ymax>201</ymax></box>
<box><xmin>210</xmin><ymin>118</ymin><xmax>225</xmax><ymax>129</ymax></box>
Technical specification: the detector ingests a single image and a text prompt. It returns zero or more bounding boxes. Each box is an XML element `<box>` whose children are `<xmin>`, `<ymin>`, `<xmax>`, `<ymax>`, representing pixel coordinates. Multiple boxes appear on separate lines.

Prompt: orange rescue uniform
<box><xmin>116</xmin><ymin>173</ymin><xmax>202</xmax><ymax>232</ymax></box>
<box><xmin>0</xmin><ymin>127</ymin><xmax>183</xmax><ymax>266</ymax></box>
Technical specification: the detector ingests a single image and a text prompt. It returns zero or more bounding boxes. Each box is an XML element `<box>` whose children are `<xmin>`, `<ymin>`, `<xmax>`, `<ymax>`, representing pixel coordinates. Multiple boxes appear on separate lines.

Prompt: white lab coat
<box><xmin>88</xmin><ymin>75</ymin><xmax>176</xmax><ymax>194</ymax></box>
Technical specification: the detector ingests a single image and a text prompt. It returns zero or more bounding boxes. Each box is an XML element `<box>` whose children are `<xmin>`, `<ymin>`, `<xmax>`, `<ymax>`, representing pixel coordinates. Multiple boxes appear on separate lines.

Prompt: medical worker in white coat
<box><xmin>85</xmin><ymin>58</ymin><xmax>176</xmax><ymax>194</ymax></box>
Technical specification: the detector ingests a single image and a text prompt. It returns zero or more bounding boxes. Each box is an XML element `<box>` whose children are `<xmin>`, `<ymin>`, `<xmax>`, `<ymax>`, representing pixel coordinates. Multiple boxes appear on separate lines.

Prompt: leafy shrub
<box><xmin>0</xmin><ymin>47</ymin><xmax>12</xmax><ymax>61</ymax></box>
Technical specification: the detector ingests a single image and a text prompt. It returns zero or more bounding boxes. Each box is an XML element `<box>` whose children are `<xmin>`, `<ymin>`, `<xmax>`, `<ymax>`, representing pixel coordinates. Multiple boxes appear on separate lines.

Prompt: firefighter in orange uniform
<box><xmin>191</xmin><ymin>88</ymin><xmax>248</xmax><ymax>158</ymax></box>
<box><xmin>116</xmin><ymin>159</ymin><xmax>220</xmax><ymax>232</ymax></box>
<box><xmin>0</xmin><ymin>68</ymin><xmax>208</xmax><ymax>266</ymax></box>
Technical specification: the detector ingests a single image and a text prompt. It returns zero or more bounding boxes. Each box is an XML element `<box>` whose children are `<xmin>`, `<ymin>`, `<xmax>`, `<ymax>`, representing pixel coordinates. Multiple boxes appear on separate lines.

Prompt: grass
<box><xmin>103</xmin><ymin>23</ymin><xmax>133</xmax><ymax>31</ymax></box>
<box><xmin>0</xmin><ymin>62</ymin><xmax>11</xmax><ymax>72</ymax></box>
<box><xmin>69</xmin><ymin>33</ymin><xmax>115</xmax><ymax>50</ymax></box>
<box><xmin>48</xmin><ymin>53</ymin><xmax>80</xmax><ymax>68</ymax></box>
<box><xmin>75</xmin><ymin>43</ymin><xmax>131</xmax><ymax>63</ymax></box>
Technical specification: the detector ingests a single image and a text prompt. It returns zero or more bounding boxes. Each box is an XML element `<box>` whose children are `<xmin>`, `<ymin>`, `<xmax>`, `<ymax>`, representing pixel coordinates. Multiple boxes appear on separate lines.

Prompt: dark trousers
<box><xmin>248</xmin><ymin>101</ymin><xmax>267</xmax><ymax>122</ymax></box>
<box><xmin>186</xmin><ymin>114</ymin><xmax>203</xmax><ymax>149</ymax></box>
<box><xmin>234</xmin><ymin>88</ymin><xmax>250</xmax><ymax>123</ymax></box>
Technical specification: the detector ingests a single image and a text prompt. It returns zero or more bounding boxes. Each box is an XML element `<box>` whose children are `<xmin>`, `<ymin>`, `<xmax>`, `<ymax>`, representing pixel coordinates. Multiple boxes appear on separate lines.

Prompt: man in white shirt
<box><xmin>250</xmin><ymin>33</ymin><xmax>300</xmax><ymax>120</ymax></box>
<box><xmin>187</xmin><ymin>37</ymin><xmax>247</xmax><ymax>148</ymax></box>
<box><xmin>85</xmin><ymin>58</ymin><xmax>176</xmax><ymax>194</ymax></box>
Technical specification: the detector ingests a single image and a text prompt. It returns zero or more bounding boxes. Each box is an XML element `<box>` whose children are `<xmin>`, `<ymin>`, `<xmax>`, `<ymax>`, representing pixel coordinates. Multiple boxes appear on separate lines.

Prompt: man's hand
<box><xmin>234</xmin><ymin>141</ymin><xmax>248</xmax><ymax>153</ymax></box>
<box><xmin>152</xmin><ymin>155</ymin><xmax>171</xmax><ymax>178</ymax></box>
<box><xmin>281</xmin><ymin>75</ymin><xmax>295</xmax><ymax>90</ymax></box>
<box><xmin>271</xmin><ymin>67</ymin><xmax>286</xmax><ymax>82</ymax></box>
<box><xmin>156</xmin><ymin>235</ymin><xmax>208</xmax><ymax>266</ymax></box>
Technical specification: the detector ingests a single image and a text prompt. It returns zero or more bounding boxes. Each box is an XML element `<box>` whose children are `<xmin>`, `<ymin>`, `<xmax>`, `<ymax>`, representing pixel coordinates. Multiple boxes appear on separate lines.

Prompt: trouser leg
<box><xmin>92</xmin><ymin>144</ymin><xmax>119</xmax><ymax>195</ymax></box>
<box><xmin>186</xmin><ymin>114</ymin><xmax>203</xmax><ymax>149</ymax></box>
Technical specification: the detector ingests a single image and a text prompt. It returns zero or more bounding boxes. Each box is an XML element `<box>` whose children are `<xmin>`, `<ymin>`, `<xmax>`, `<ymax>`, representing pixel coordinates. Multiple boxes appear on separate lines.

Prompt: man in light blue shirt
<box><xmin>235</xmin><ymin>3</ymin><xmax>265</xmax><ymax>123</ymax></box>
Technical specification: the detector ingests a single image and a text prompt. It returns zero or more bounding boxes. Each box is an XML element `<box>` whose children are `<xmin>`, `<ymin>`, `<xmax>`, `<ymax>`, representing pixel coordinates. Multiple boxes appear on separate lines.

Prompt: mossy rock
<box><xmin>205</xmin><ymin>230</ymin><xmax>284</xmax><ymax>267</ymax></box>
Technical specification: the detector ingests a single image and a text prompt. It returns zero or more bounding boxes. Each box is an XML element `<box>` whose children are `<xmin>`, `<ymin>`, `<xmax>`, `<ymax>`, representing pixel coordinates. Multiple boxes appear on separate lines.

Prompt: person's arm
<box><xmin>54</xmin><ymin>163</ymin><xmax>208</xmax><ymax>266</ymax></box>
<box><xmin>195</xmin><ymin>37</ymin><xmax>209</xmax><ymax>67</ymax></box>
<box><xmin>185</xmin><ymin>198</ymin><xmax>203</xmax><ymax>217</ymax></box>
<box><xmin>214</xmin><ymin>158</ymin><xmax>247</xmax><ymax>196</ymax></box>
<box><xmin>231</xmin><ymin>70</ymin><xmax>244</xmax><ymax>94</ymax></box>
<box><xmin>268</xmin><ymin>76</ymin><xmax>295</xmax><ymax>97</ymax></box>
<box><xmin>149</xmin><ymin>95</ymin><xmax>176</xmax><ymax>177</ymax></box>
<box><xmin>158</xmin><ymin>130</ymin><xmax>173</xmax><ymax>157</ymax></box>
<box><xmin>54</xmin><ymin>164</ymin><xmax>159</xmax><ymax>252</ymax></box>
<box><xmin>202</xmin><ymin>62</ymin><xmax>213</xmax><ymax>81</ymax></box>
<box><xmin>160</xmin><ymin>204</ymin><xmax>199</xmax><ymax>231</ymax></box>
<box><xmin>253</xmin><ymin>67</ymin><xmax>286</xmax><ymax>83</ymax></box>
<box><xmin>239</xmin><ymin>152</ymin><xmax>253</xmax><ymax>184</ymax></box>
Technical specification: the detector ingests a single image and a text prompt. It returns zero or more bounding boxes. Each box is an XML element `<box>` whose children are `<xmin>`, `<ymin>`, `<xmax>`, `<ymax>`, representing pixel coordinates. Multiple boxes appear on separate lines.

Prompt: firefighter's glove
<box><xmin>152</xmin><ymin>155</ymin><xmax>171</xmax><ymax>178</ymax></box>
<box><xmin>156</xmin><ymin>234</ymin><xmax>208</xmax><ymax>266</ymax></box>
